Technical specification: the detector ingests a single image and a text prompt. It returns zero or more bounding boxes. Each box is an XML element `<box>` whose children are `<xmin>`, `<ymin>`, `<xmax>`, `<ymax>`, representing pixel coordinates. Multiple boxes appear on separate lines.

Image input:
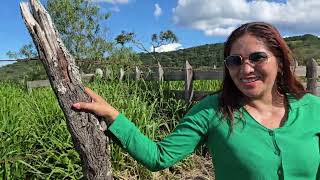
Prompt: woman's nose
<box><xmin>240</xmin><ymin>60</ymin><xmax>255</xmax><ymax>74</ymax></box>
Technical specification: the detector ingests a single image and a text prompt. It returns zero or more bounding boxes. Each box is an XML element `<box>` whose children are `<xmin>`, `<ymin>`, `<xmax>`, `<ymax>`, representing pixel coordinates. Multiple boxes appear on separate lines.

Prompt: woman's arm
<box><xmin>72</xmin><ymin>88</ymin><xmax>211</xmax><ymax>171</ymax></box>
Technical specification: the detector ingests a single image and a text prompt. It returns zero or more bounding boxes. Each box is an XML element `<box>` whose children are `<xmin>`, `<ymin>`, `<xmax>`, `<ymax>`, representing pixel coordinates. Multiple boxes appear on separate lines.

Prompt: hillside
<box><xmin>139</xmin><ymin>42</ymin><xmax>224</xmax><ymax>69</ymax></box>
<box><xmin>1</xmin><ymin>34</ymin><xmax>320</xmax><ymax>82</ymax></box>
<box><xmin>140</xmin><ymin>34</ymin><xmax>320</xmax><ymax>69</ymax></box>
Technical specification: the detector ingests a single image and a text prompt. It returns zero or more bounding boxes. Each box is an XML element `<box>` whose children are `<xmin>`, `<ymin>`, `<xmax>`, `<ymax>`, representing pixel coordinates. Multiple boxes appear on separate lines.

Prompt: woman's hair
<box><xmin>219</xmin><ymin>22</ymin><xmax>305</xmax><ymax>127</ymax></box>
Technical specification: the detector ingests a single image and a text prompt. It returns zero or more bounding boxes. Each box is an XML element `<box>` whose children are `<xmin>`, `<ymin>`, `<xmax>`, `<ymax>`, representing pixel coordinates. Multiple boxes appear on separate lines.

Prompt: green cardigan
<box><xmin>109</xmin><ymin>93</ymin><xmax>320</xmax><ymax>180</ymax></box>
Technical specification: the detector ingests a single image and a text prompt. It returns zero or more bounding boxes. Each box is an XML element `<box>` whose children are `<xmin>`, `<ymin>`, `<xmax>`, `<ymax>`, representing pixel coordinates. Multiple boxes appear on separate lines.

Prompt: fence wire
<box><xmin>0</xmin><ymin>58</ymin><xmax>221</xmax><ymax>71</ymax></box>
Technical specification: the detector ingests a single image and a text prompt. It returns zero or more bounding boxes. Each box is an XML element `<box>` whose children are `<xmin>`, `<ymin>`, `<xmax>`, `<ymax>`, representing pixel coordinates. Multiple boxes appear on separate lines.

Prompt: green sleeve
<box><xmin>108</xmin><ymin>97</ymin><xmax>214</xmax><ymax>172</ymax></box>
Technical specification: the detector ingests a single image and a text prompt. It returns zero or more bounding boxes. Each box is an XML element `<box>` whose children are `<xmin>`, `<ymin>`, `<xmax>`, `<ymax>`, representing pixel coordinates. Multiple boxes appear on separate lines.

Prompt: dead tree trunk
<box><xmin>20</xmin><ymin>0</ymin><xmax>112</xmax><ymax>179</ymax></box>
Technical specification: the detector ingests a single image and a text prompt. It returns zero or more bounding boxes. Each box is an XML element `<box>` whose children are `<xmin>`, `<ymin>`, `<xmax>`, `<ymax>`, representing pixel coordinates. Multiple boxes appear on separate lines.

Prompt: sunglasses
<box><xmin>225</xmin><ymin>52</ymin><xmax>269</xmax><ymax>69</ymax></box>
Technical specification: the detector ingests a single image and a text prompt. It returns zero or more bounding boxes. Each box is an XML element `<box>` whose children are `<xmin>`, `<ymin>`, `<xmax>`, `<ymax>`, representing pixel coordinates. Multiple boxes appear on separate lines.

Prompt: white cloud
<box><xmin>89</xmin><ymin>0</ymin><xmax>130</xmax><ymax>4</ymax></box>
<box><xmin>154</xmin><ymin>3</ymin><xmax>162</xmax><ymax>17</ymax></box>
<box><xmin>151</xmin><ymin>43</ymin><xmax>183</xmax><ymax>53</ymax></box>
<box><xmin>173</xmin><ymin>0</ymin><xmax>320</xmax><ymax>36</ymax></box>
<box><xmin>89</xmin><ymin>0</ymin><xmax>130</xmax><ymax>13</ymax></box>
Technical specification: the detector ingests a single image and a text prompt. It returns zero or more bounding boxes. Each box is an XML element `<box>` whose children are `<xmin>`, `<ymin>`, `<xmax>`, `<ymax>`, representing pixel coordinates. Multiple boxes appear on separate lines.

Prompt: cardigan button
<box><xmin>277</xmin><ymin>168</ymin><xmax>282</xmax><ymax>175</ymax></box>
<box><xmin>274</xmin><ymin>150</ymin><xmax>280</xmax><ymax>156</ymax></box>
<box><xmin>268</xmin><ymin>130</ymin><xmax>274</xmax><ymax>136</ymax></box>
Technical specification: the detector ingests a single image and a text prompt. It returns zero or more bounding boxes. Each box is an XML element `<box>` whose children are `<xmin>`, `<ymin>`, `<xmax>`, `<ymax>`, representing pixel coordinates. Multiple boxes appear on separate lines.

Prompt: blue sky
<box><xmin>1</xmin><ymin>0</ymin><xmax>320</xmax><ymax>67</ymax></box>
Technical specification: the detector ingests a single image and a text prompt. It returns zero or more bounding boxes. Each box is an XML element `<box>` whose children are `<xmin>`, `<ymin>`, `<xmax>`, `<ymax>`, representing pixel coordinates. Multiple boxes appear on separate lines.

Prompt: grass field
<box><xmin>0</xmin><ymin>80</ymin><xmax>221</xmax><ymax>179</ymax></box>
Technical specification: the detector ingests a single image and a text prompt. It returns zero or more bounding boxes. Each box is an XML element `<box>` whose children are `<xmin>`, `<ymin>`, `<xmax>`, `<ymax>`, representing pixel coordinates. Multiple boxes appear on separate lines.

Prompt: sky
<box><xmin>1</xmin><ymin>0</ymin><xmax>320</xmax><ymax>67</ymax></box>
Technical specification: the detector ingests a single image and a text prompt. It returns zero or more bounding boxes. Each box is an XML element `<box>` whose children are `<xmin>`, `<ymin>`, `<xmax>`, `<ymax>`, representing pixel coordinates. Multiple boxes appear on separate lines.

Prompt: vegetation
<box><xmin>0</xmin><ymin>80</ymin><xmax>220</xmax><ymax>179</ymax></box>
<box><xmin>0</xmin><ymin>60</ymin><xmax>46</xmax><ymax>84</ymax></box>
<box><xmin>6</xmin><ymin>0</ymin><xmax>113</xmax><ymax>61</ymax></box>
<box><xmin>139</xmin><ymin>42</ymin><xmax>224</xmax><ymax>69</ymax></box>
<box><xmin>47</xmin><ymin>0</ymin><xmax>113</xmax><ymax>59</ymax></box>
<box><xmin>6</xmin><ymin>43</ymin><xmax>37</xmax><ymax>59</ymax></box>
<box><xmin>115</xmin><ymin>30</ymin><xmax>179</xmax><ymax>63</ymax></box>
<box><xmin>286</xmin><ymin>34</ymin><xmax>320</xmax><ymax>65</ymax></box>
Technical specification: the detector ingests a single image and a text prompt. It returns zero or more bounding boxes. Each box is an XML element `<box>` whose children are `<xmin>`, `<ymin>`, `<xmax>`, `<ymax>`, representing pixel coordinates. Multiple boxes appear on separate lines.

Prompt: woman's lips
<box><xmin>240</xmin><ymin>77</ymin><xmax>260</xmax><ymax>88</ymax></box>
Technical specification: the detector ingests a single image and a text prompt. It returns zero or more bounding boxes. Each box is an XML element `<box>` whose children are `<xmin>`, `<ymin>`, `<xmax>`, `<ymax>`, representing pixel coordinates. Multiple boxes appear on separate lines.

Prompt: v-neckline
<box><xmin>240</xmin><ymin>93</ymin><xmax>300</xmax><ymax>131</ymax></box>
<box><xmin>242</xmin><ymin>107</ymin><xmax>289</xmax><ymax>131</ymax></box>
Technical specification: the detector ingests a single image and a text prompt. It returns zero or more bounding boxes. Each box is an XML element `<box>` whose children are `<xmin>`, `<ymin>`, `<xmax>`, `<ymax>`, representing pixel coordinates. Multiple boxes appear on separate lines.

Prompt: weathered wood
<box><xmin>27</xmin><ymin>74</ymin><xmax>95</xmax><ymax>91</ymax></box>
<box><xmin>184</xmin><ymin>61</ymin><xmax>194</xmax><ymax>104</ymax></box>
<box><xmin>135</xmin><ymin>66</ymin><xmax>142</xmax><ymax>80</ymax></box>
<box><xmin>20</xmin><ymin>1</ymin><xmax>112</xmax><ymax>179</ymax></box>
<box><xmin>163</xmin><ymin>70</ymin><xmax>223</xmax><ymax>81</ymax></box>
<box><xmin>27</xmin><ymin>79</ymin><xmax>50</xmax><ymax>92</ymax></box>
<box><xmin>158</xmin><ymin>62</ymin><xmax>164</xmax><ymax>81</ymax></box>
<box><xmin>164</xmin><ymin>71</ymin><xmax>185</xmax><ymax>81</ymax></box>
<box><xmin>95</xmin><ymin>68</ymin><xmax>103</xmax><ymax>79</ymax></box>
<box><xmin>295</xmin><ymin>66</ymin><xmax>320</xmax><ymax>77</ymax></box>
<box><xmin>102</xmin><ymin>70</ymin><xmax>185</xmax><ymax>81</ymax></box>
<box><xmin>306</xmin><ymin>58</ymin><xmax>318</xmax><ymax>95</ymax></box>
<box><xmin>82</xmin><ymin>73</ymin><xmax>95</xmax><ymax>81</ymax></box>
<box><xmin>119</xmin><ymin>68</ymin><xmax>124</xmax><ymax>81</ymax></box>
<box><xmin>105</xmin><ymin>67</ymin><xmax>112</xmax><ymax>80</ymax></box>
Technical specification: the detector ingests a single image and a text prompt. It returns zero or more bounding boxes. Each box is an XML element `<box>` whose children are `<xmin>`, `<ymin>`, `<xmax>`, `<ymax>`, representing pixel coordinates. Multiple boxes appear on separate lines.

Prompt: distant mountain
<box><xmin>1</xmin><ymin>34</ymin><xmax>319</xmax><ymax>82</ymax></box>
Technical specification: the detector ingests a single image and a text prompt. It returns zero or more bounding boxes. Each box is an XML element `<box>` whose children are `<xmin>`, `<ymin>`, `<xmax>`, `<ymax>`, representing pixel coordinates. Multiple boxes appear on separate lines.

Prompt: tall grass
<box><xmin>0</xmin><ymin>80</ymin><xmax>221</xmax><ymax>179</ymax></box>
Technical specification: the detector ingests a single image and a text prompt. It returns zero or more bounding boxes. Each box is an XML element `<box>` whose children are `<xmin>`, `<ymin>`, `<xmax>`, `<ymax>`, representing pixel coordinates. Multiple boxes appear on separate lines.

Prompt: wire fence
<box><xmin>2</xmin><ymin>58</ymin><xmax>320</xmax><ymax>97</ymax></box>
<box><xmin>0</xmin><ymin>58</ymin><xmax>220</xmax><ymax>71</ymax></box>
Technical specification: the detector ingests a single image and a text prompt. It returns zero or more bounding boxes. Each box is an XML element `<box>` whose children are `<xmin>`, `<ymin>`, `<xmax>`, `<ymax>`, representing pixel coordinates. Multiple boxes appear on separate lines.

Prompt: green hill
<box><xmin>1</xmin><ymin>34</ymin><xmax>319</xmax><ymax>82</ymax></box>
<box><xmin>140</xmin><ymin>34</ymin><xmax>320</xmax><ymax>69</ymax></box>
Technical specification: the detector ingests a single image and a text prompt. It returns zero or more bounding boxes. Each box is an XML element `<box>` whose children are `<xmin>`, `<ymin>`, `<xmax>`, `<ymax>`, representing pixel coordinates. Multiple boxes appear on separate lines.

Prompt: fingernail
<box><xmin>72</xmin><ymin>103</ymin><xmax>80</xmax><ymax>109</ymax></box>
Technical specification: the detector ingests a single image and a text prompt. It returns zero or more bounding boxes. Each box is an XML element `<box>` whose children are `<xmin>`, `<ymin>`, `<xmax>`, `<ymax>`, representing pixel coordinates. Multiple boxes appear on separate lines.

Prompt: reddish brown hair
<box><xmin>219</xmin><ymin>22</ymin><xmax>305</xmax><ymax>126</ymax></box>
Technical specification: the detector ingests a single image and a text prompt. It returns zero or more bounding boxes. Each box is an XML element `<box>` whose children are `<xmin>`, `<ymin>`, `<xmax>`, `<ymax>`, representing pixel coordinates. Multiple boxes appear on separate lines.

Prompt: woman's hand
<box><xmin>72</xmin><ymin>87</ymin><xmax>119</xmax><ymax>123</ymax></box>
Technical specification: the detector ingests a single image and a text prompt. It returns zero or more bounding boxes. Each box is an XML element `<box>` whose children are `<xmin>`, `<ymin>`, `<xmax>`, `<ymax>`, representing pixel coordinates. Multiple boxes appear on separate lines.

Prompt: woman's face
<box><xmin>227</xmin><ymin>34</ymin><xmax>280</xmax><ymax>99</ymax></box>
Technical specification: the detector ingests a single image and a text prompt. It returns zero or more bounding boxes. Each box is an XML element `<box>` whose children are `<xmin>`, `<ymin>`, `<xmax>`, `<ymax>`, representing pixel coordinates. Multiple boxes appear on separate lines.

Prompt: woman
<box><xmin>73</xmin><ymin>22</ymin><xmax>320</xmax><ymax>179</ymax></box>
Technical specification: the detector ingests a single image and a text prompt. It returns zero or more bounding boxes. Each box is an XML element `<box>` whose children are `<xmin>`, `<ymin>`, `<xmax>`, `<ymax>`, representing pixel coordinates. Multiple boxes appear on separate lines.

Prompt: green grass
<box><xmin>0</xmin><ymin>80</ymin><xmax>221</xmax><ymax>179</ymax></box>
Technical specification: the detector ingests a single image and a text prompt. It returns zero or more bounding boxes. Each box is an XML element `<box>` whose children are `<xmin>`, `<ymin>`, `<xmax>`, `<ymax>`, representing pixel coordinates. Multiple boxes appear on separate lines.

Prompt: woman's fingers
<box><xmin>72</xmin><ymin>88</ymin><xmax>118</xmax><ymax>121</ymax></box>
<box><xmin>72</xmin><ymin>102</ymin><xmax>94</xmax><ymax>111</ymax></box>
<box><xmin>84</xmin><ymin>87</ymin><xmax>101</xmax><ymax>102</ymax></box>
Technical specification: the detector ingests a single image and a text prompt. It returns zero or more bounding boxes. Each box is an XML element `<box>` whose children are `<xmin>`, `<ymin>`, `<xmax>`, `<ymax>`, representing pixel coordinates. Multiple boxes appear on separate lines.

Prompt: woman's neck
<box><xmin>243</xmin><ymin>90</ymin><xmax>286</xmax><ymax>111</ymax></box>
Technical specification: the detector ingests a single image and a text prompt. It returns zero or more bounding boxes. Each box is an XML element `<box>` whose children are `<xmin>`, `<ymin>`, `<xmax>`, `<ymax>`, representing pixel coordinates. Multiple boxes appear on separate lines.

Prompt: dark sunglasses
<box><xmin>225</xmin><ymin>52</ymin><xmax>269</xmax><ymax>69</ymax></box>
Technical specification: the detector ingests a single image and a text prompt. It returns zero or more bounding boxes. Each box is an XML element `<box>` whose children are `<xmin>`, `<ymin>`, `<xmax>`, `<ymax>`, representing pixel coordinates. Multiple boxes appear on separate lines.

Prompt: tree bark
<box><xmin>20</xmin><ymin>0</ymin><xmax>112</xmax><ymax>179</ymax></box>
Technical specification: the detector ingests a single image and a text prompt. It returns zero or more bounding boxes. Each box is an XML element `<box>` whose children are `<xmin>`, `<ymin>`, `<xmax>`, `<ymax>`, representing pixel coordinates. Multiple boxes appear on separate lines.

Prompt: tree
<box><xmin>6</xmin><ymin>42</ymin><xmax>37</xmax><ymax>59</ymax></box>
<box><xmin>8</xmin><ymin>0</ymin><xmax>113</xmax><ymax>60</ymax></box>
<box><xmin>150</xmin><ymin>30</ymin><xmax>178</xmax><ymax>53</ymax></box>
<box><xmin>115</xmin><ymin>31</ymin><xmax>135</xmax><ymax>48</ymax></box>
<box><xmin>115</xmin><ymin>30</ymin><xmax>179</xmax><ymax>63</ymax></box>
<box><xmin>46</xmin><ymin>0</ymin><xmax>113</xmax><ymax>59</ymax></box>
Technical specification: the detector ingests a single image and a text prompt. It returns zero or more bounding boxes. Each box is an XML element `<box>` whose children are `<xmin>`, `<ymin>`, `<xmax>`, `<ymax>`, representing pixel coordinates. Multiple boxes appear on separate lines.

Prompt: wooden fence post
<box><xmin>184</xmin><ymin>61</ymin><xmax>194</xmax><ymax>104</ymax></box>
<box><xmin>158</xmin><ymin>62</ymin><xmax>164</xmax><ymax>81</ymax></box>
<box><xmin>135</xmin><ymin>66</ymin><xmax>142</xmax><ymax>80</ymax></box>
<box><xmin>95</xmin><ymin>68</ymin><xmax>103</xmax><ymax>79</ymax></box>
<box><xmin>119</xmin><ymin>68</ymin><xmax>125</xmax><ymax>81</ymax></box>
<box><xmin>105</xmin><ymin>67</ymin><xmax>111</xmax><ymax>80</ymax></box>
<box><xmin>306</xmin><ymin>58</ymin><xmax>318</xmax><ymax>95</ymax></box>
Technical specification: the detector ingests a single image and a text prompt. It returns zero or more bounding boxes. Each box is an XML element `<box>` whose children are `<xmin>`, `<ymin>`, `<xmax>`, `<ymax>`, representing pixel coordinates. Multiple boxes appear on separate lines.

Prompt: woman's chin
<box><xmin>241</xmin><ymin>89</ymin><xmax>263</xmax><ymax>99</ymax></box>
